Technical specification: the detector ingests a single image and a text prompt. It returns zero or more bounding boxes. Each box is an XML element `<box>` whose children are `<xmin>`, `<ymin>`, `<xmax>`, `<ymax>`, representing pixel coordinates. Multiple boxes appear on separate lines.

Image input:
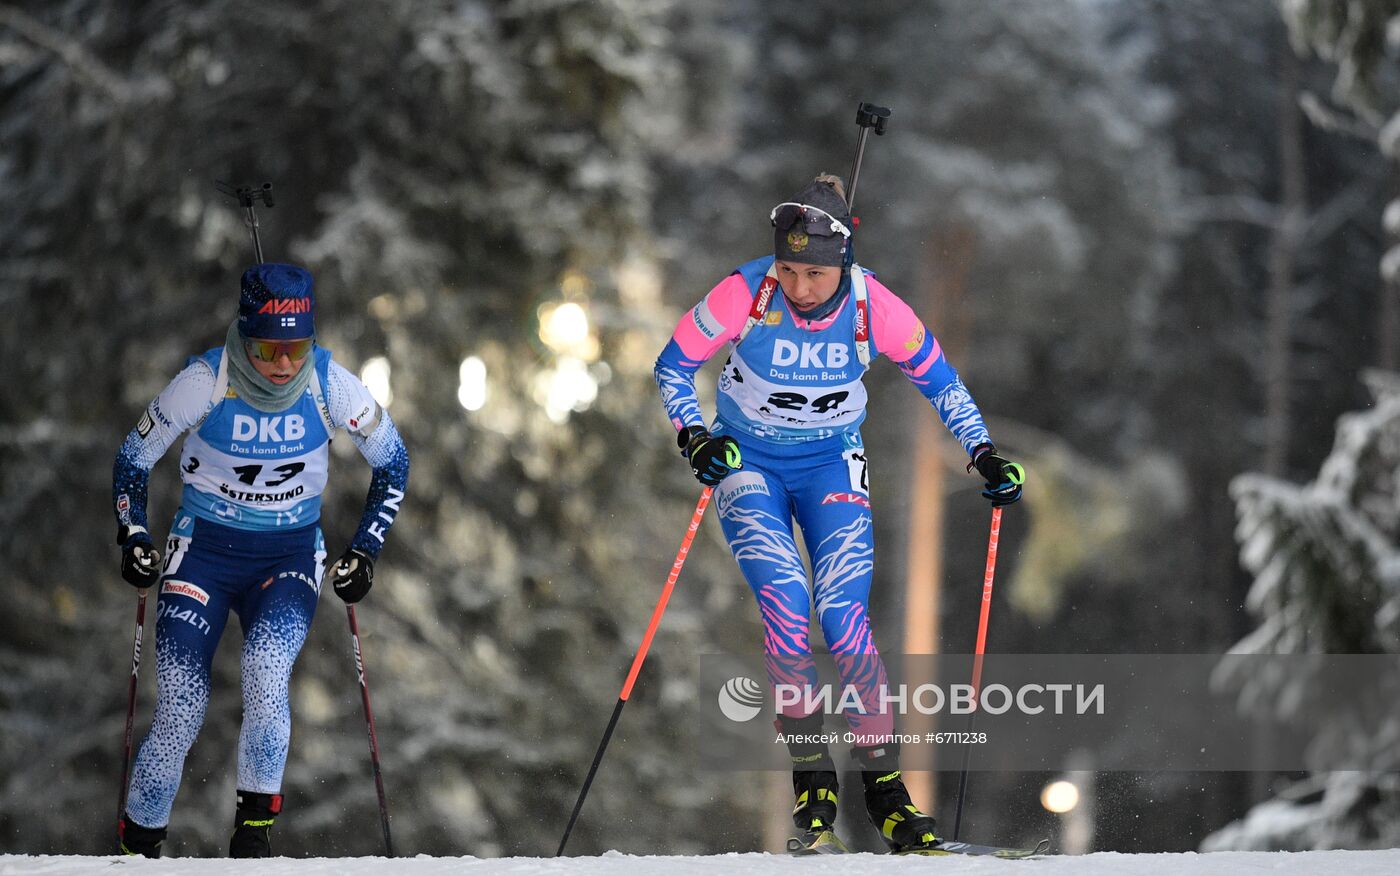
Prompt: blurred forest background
<box><xmin>2</xmin><ymin>0</ymin><xmax>1398</xmax><ymax>859</ymax></box>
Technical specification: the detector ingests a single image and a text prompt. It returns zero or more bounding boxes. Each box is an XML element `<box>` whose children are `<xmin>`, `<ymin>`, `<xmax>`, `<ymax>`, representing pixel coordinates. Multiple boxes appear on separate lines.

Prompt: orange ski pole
<box><xmin>556</xmin><ymin>487</ymin><xmax>713</xmax><ymax>856</ymax></box>
<box><xmin>952</xmin><ymin>505</ymin><xmax>1004</xmax><ymax>840</ymax></box>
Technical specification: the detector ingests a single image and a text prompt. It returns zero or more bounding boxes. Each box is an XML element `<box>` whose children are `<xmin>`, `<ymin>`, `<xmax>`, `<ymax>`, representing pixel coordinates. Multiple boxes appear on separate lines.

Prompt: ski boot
<box><xmin>851</xmin><ymin>740</ymin><xmax>940</xmax><ymax>853</ymax></box>
<box><xmin>228</xmin><ymin>790</ymin><xmax>282</xmax><ymax>858</ymax></box>
<box><xmin>778</xmin><ymin>711</ymin><xmax>849</xmax><ymax>854</ymax></box>
<box><xmin>118</xmin><ymin>813</ymin><xmax>166</xmax><ymax>858</ymax></box>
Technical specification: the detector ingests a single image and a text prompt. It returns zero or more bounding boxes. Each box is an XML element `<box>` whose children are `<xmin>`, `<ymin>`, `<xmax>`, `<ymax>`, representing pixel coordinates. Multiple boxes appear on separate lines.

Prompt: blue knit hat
<box><xmin>238</xmin><ymin>263</ymin><xmax>315</xmax><ymax>339</ymax></box>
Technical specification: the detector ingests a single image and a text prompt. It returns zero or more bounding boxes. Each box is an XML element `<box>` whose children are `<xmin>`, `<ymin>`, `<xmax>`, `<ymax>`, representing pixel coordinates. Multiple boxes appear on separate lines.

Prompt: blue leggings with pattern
<box><xmin>124</xmin><ymin>511</ymin><xmax>325</xmax><ymax>829</ymax></box>
<box><xmin>711</xmin><ymin>428</ymin><xmax>893</xmax><ymax>744</ymax></box>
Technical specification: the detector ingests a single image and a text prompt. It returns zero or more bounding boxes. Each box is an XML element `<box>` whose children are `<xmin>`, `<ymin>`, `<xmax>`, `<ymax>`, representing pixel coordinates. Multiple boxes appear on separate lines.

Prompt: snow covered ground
<box><xmin>4</xmin><ymin>849</ymin><xmax>1400</xmax><ymax>875</ymax></box>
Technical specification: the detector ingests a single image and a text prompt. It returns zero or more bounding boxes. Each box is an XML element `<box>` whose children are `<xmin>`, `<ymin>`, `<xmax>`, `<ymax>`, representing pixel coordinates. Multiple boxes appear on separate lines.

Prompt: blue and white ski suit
<box><xmin>112</xmin><ymin>345</ymin><xmax>409</xmax><ymax>829</ymax></box>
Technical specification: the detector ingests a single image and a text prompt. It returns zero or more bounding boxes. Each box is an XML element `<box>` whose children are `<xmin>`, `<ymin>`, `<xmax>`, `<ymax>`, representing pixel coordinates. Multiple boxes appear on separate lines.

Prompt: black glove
<box><xmin>329</xmin><ymin>548</ymin><xmax>374</xmax><ymax>603</ymax></box>
<box><xmin>970</xmin><ymin>444</ymin><xmax>1025</xmax><ymax>506</ymax></box>
<box><xmin>118</xmin><ymin>528</ymin><xmax>162</xmax><ymax>589</ymax></box>
<box><xmin>678</xmin><ymin>426</ymin><xmax>742</xmax><ymax>486</ymax></box>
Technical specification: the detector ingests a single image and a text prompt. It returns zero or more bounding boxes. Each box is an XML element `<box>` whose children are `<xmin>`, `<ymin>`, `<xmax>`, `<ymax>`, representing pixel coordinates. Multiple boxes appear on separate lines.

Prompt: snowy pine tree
<box><xmin>0</xmin><ymin>0</ymin><xmax>751</xmax><ymax>857</ymax></box>
<box><xmin>1205</xmin><ymin>371</ymin><xmax>1400</xmax><ymax>850</ymax></box>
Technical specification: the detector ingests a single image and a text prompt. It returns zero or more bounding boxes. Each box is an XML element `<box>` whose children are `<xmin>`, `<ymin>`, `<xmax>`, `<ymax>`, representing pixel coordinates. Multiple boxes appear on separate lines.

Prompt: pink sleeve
<box><xmin>669</xmin><ymin>272</ymin><xmax>753</xmax><ymax>362</ymax></box>
<box><xmin>867</xmin><ymin>276</ymin><xmax>942</xmax><ymax>375</ymax></box>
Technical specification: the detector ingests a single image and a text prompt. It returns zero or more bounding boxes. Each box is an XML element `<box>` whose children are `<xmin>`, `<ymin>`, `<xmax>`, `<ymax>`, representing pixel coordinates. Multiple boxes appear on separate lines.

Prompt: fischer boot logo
<box><xmin>718</xmin><ymin>676</ymin><xmax>764</xmax><ymax>723</ymax></box>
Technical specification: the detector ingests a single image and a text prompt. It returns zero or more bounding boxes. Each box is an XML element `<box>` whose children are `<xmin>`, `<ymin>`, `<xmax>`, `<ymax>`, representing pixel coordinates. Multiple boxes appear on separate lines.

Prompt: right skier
<box><xmin>653</xmin><ymin>173</ymin><xmax>1024</xmax><ymax>853</ymax></box>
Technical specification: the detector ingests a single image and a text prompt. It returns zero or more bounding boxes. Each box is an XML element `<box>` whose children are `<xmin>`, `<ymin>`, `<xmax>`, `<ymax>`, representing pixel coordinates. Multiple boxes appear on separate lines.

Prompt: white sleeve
<box><xmin>325</xmin><ymin>359</ymin><xmax>382</xmax><ymax>438</ymax></box>
<box><xmin>127</xmin><ymin>359</ymin><xmax>217</xmax><ymax>468</ymax></box>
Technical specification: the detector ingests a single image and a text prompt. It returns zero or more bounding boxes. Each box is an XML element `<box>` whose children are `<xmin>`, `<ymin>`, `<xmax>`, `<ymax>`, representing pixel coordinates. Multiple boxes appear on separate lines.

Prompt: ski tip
<box><xmin>896</xmin><ymin>837</ymin><xmax>1051</xmax><ymax>858</ymax></box>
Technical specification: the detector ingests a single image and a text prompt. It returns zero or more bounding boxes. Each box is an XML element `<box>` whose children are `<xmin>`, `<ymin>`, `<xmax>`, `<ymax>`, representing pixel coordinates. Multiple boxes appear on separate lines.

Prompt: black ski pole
<box><xmin>116</xmin><ymin>589</ymin><xmax>148</xmax><ymax>848</ymax></box>
<box><xmin>845</xmin><ymin>102</ymin><xmax>891</xmax><ymax>212</ymax></box>
<box><xmin>214</xmin><ymin>180</ymin><xmax>274</xmax><ymax>263</ymax></box>
<box><xmin>347</xmin><ymin>604</ymin><xmax>394</xmax><ymax>857</ymax></box>
<box><xmin>556</xmin><ymin>487</ymin><xmax>714</xmax><ymax>856</ymax></box>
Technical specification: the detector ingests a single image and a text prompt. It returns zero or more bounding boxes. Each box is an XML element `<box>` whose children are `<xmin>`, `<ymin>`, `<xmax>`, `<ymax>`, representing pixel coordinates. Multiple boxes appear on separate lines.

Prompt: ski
<box><xmin>787</xmin><ymin>832</ymin><xmax>1047</xmax><ymax>858</ymax></box>
<box><xmin>895</xmin><ymin>837</ymin><xmax>1051</xmax><ymax>858</ymax></box>
<box><xmin>786</xmin><ymin>829</ymin><xmax>852</xmax><ymax>855</ymax></box>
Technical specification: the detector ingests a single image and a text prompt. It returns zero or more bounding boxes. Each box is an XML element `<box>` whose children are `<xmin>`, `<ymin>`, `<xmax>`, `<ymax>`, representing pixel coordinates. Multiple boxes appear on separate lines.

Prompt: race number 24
<box><xmin>764</xmin><ymin>390</ymin><xmax>849</xmax><ymax>415</ymax></box>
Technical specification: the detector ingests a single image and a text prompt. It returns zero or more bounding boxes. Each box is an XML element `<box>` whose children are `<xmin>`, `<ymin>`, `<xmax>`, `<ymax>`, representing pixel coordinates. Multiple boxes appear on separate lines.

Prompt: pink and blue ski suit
<box><xmin>654</xmin><ymin>255</ymin><xmax>992</xmax><ymax>742</ymax></box>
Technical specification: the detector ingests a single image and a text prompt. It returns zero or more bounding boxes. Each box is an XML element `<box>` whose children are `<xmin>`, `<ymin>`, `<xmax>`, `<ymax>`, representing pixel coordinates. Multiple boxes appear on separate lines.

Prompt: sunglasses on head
<box><xmin>769</xmin><ymin>202</ymin><xmax>852</xmax><ymax>239</ymax></box>
<box><xmin>244</xmin><ymin>337</ymin><xmax>314</xmax><ymax>362</ymax></box>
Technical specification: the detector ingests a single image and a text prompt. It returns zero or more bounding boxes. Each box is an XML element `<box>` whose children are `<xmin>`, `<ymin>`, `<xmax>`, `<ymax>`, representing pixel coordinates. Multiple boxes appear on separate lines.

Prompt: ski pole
<box><xmin>556</xmin><ymin>487</ymin><xmax>714</xmax><ymax>857</ymax></box>
<box><xmin>214</xmin><ymin>180</ymin><xmax>275</xmax><ymax>263</ymax></box>
<box><xmin>951</xmin><ymin>505</ymin><xmax>1004</xmax><ymax>841</ymax></box>
<box><xmin>116</xmin><ymin>589</ymin><xmax>148</xmax><ymax>845</ymax></box>
<box><xmin>845</xmin><ymin>102</ymin><xmax>891</xmax><ymax>212</ymax></box>
<box><xmin>347</xmin><ymin>604</ymin><xmax>394</xmax><ymax>857</ymax></box>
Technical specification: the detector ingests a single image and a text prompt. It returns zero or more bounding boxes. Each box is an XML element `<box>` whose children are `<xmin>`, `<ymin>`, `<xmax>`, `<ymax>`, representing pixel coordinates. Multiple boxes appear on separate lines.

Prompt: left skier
<box><xmin>112</xmin><ymin>263</ymin><xmax>409</xmax><ymax>858</ymax></box>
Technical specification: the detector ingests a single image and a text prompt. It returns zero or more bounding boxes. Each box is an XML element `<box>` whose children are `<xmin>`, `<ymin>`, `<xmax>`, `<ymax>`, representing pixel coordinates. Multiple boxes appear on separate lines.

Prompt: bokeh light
<box><xmin>458</xmin><ymin>356</ymin><xmax>487</xmax><ymax>412</ymax></box>
<box><xmin>1041</xmin><ymin>780</ymin><xmax>1080</xmax><ymax>814</ymax></box>
<box><xmin>360</xmin><ymin>356</ymin><xmax>393</xmax><ymax>408</ymax></box>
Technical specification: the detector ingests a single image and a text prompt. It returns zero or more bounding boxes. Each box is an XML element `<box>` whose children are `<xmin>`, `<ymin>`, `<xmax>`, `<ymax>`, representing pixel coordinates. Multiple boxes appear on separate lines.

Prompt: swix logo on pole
<box><xmin>257</xmin><ymin>298</ymin><xmax>313</xmax><ymax>315</ymax></box>
<box><xmin>354</xmin><ymin>636</ymin><xmax>366</xmax><ymax>686</ymax></box>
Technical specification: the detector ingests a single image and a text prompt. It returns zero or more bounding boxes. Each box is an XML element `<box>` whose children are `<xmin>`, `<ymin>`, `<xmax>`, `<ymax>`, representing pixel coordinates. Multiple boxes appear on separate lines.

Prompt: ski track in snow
<box><xmin>3</xmin><ymin>850</ymin><xmax>1400</xmax><ymax>875</ymax></box>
